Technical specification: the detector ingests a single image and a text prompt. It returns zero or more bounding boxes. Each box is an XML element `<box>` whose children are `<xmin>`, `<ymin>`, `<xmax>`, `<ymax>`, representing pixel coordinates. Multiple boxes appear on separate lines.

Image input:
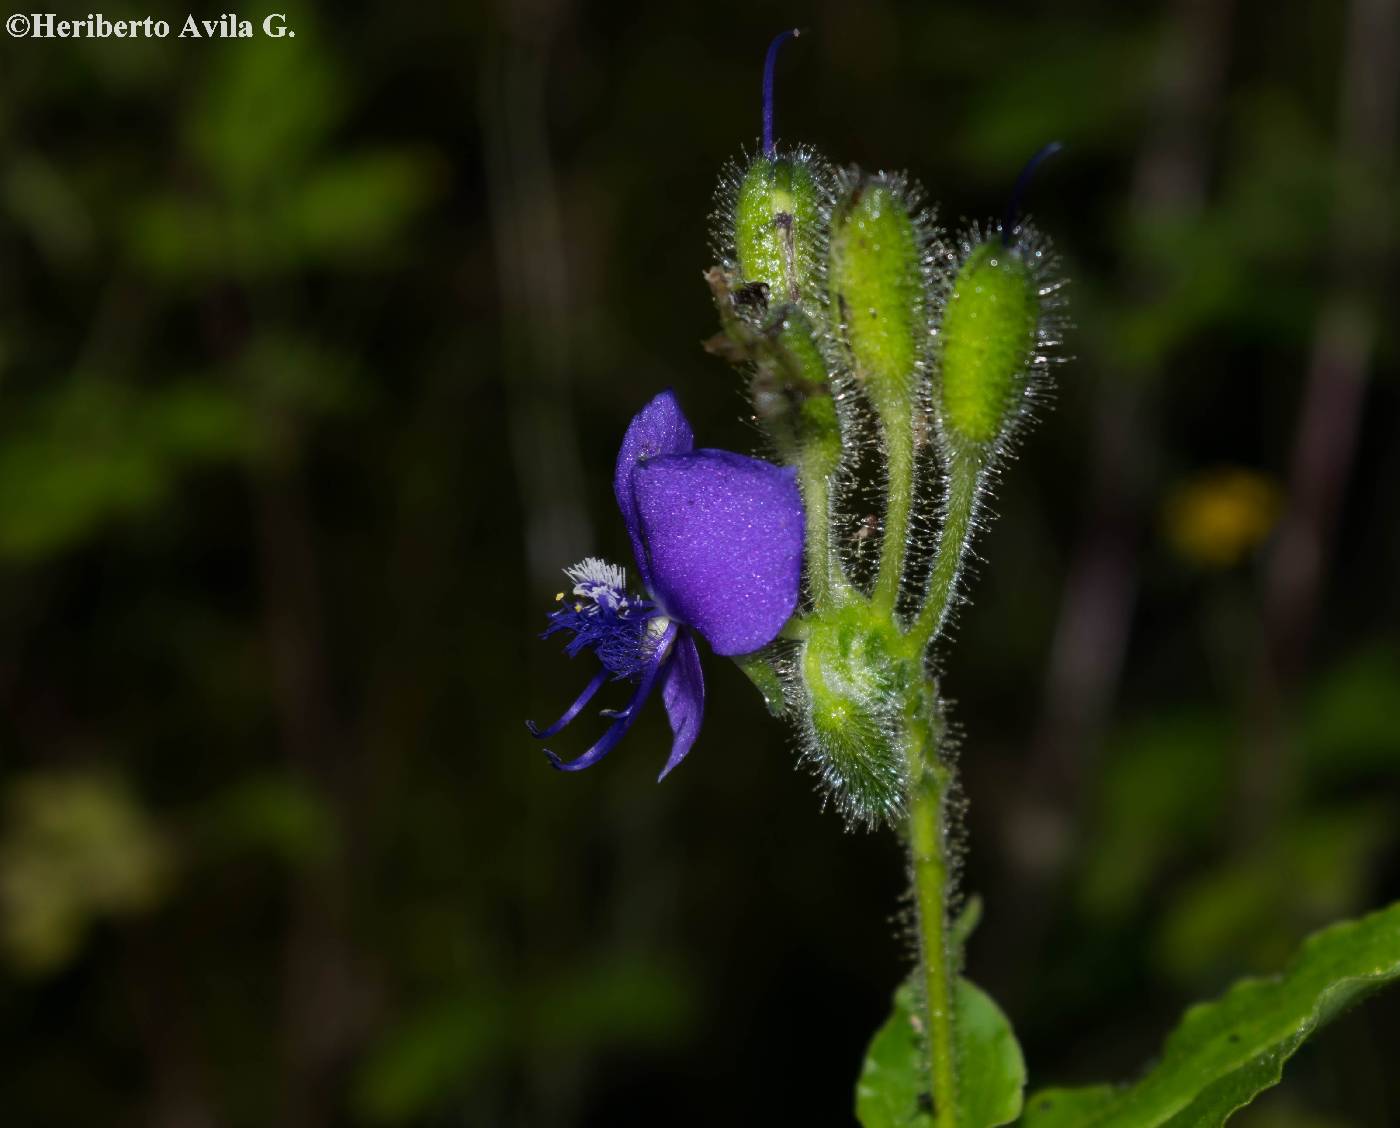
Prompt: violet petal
<box><xmin>614</xmin><ymin>390</ymin><xmax>694</xmax><ymax>588</ymax></box>
<box><xmin>631</xmin><ymin>449</ymin><xmax>803</xmax><ymax>656</ymax></box>
<box><xmin>657</xmin><ymin>631</ymin><xmax>705</xmax><ymax>780</ymax></box>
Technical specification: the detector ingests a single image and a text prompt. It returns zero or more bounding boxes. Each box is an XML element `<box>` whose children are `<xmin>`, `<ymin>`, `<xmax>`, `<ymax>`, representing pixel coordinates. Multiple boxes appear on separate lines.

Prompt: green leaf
<box><xmin>1079</xmin><ymin>711</ymin><xmax>1230</xmax><ymax>922</ymax></box>
<box><xmin>353</xmin><ymin>956</ymin><xmax>693</xmax><ymax>1124</ymax></box>
<box><xmin>0</xmin><ymin>376</ymin><xmax>255</xmax><ymax>559</ymax></box>
<box><xmin>1303</xmin><ymin>645</ymin><xmax>1400</xmax><ymax>782</ymax></box>
<box><xmin>288</xmin><ymin>151</ymin><xmax>438</xmax><ymax>260</ymax></box>
<box><xmin>187</xmin><ymin>29</ymin><xmax>345</xmax><ymax>196</ymax></box>
<box><xmin>1023</xmin><ymin>901</ymin><xmax>1400</xmax><ymax>1128</ymax></box>
<box><xmin>856</xmin><ymin>977</ymin><xmax>1025</xmax><ymax>1128</ymax></box>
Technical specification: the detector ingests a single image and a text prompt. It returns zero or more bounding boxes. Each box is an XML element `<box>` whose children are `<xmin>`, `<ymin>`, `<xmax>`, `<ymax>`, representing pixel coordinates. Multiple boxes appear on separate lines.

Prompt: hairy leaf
<box><xmin>857</xmin><ymin>976</ymin><xmax>1025</xmax><ymax>1128</ymax></box>
<box><xmin>1023</xmin><ymin>901</ymin><xmax>1400</xmax><ymax>1128</ymax></box>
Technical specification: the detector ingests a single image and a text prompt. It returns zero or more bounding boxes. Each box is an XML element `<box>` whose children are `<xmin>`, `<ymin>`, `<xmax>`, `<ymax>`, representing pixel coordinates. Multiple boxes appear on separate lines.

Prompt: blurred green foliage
<box><xmin>0</xmin><ymin>770</ymin><xmax>171</xmax><ymax>971</ymax></box>
<box><xmin>1</xmin><ymin>0</ymin><xmax>1396</xmax><ymax>1124</ymax></box>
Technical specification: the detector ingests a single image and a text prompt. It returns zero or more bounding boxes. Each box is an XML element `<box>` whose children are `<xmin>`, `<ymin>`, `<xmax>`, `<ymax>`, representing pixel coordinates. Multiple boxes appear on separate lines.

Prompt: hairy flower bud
<box><xmin>732</xmin><ymin>153</ymin><xmax>828</xmax><ymax>310</ymax></box>
<box><xmin>937</xmin><ymin>144</ymin><xmax>1066</xmax><ymax>455</ymax></box>
<box><xmin>937</xmin><ymin>239</ymin><xmax>1039</xmax><ymax>448</ymax></box>
<box><xmin>828</xmin><ymin>176</ymin><xmax>927</xmax><ymax>418</ymax></box>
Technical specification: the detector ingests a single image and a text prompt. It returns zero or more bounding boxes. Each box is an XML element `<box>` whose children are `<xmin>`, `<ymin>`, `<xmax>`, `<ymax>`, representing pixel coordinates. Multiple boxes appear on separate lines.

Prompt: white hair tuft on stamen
<box><xmin>564</xmin><ymin>557</ymin><xmax>627</xmax><ymax>596</ymax></box>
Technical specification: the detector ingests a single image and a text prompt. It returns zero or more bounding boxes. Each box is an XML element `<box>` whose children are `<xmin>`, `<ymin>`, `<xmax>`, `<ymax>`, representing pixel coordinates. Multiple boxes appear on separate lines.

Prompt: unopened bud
<box><xmin>938</xmin><ymin>142</ymin><xmax>1065</xmax><ymax>452</ymax></box>
<box><xmin>733</xmin><ymin>154</ymin><xmax>827</xmax><ymax>307</ymax></box>
<box><xmin>720</xmin><ymin>31</ymin><xmax>830</xmax><ymax>315</ymax></box>
<box><xmin>828</xmin><ymin>177</ymin><xmax>926</xmax><ymax>416</ymax></box>
<box><xmin>937</xmin><ymin>240</ymin><xmax>1039</xmax><ymax>448</ymax></box>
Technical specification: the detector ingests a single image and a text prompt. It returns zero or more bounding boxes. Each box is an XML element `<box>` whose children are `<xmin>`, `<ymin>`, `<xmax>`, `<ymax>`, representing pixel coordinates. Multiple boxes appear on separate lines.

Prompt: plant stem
<box><xmin>876</xmin><ymin>412</ymin><xmax>915</xmax><ymax>611</ymax></box>
<box><xmin>895</xmin><ymin>445</ymin><xmax>984</xmax><ymax>1124</ymax></box>
<box><xmin>905</xmin><ymin>694</ymin><xmax>959</xmax><ymax>1128</ymax></box>
<box><xmin>909</xmin><ymin>446</ymin><xmax>983</xmax><ymax>648</ymax></box>
<box><xmin>801</xmin><ymin>452</ymin><xmax>833</xmax><ymax>605</ymax></box>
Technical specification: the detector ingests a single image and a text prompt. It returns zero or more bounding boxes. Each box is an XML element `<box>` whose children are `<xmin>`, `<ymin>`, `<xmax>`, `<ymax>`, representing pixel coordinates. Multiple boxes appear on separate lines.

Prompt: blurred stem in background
<box><xmin>481</xmin><ymin>0</ymin><xmax>591</xmax><ymax>587</ymax></box>
<box><xmin>1000</xmin><ymin>0</ymin><xmax>1234</xmax><ymax>992</ymax></box>
<box><xmin>480</xmin><ymin>1</ymin><xmax>594</xmax><ymax>1121</ymax></box>
<box><xmin>1246</xmin><ymin>0</ymin><xmax>1399</xmax><ymax>834</ymax></box>
<box><xmin>216</xmin><ymin>285</ymin><xmax>367</xmax><ymax>1128</ymax></box>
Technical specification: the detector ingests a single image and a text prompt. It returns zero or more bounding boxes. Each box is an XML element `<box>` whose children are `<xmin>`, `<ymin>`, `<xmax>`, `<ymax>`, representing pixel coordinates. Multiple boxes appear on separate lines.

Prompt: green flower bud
<box><xmin>937</xmin><ymin>144</ymin><xmax>1066</xmax><ymax>453</ymax></box>
<box><xmin>937</xmin><ymin>239</ymin><xmax>1039</xmax><ymax>448</ymax></box>
<box><xmin>800</xmin><ymin>605</ymin><xmax>907</xmax><ymax>827</ymax></box>
<box><xmin>731</xmin><ymin>153</ymin><xmax>828</xmax><ymax>309</ymax></box>
<box><xmin>828</xmin><ymin>176</ymin><xmax>927</xmax><ymax>416</ymax></box>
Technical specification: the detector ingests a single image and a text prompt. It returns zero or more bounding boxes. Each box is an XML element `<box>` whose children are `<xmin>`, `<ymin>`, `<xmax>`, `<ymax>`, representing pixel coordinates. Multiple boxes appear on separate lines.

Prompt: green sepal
<box><xmin>1023</xmin><ymin>900</ymin><xmax>1400</xmax><ymax>1128</ymax></box>
<box><xmin>733</xmin><ymin>651</ymin><xmax>788</xmax><ymax>718</ymax></box>
<box><xmin>937</xmin><ymin>239</ymin><xmax>1038</xmax><ymax>449</ymax></box>
<box><xmin>856</xmin><ymin>976</ymin><xmax>1026</xmax><ymax>1128</ymax></box>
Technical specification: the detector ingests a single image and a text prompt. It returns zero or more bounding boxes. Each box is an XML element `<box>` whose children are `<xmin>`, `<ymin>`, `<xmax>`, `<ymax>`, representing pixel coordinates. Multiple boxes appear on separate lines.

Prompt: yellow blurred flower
<box><xmin>1164</xmin><ymin>468</ymin><xmax>1282</xmax><ymax>568</ymax></box>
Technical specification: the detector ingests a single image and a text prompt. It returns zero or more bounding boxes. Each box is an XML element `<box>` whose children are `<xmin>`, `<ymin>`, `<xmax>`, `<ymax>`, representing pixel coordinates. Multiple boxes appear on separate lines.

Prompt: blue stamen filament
<box><xmin>526</xmin><ymin>668</ymin><xmax>609</xmax><ymax>739</ymax></box>
<box><xmin>528</xmin><ymin>558</ymin><xmax>679</xmax><ymax>771</ymax></box>
<box><xmin>544</xmin><ymin>639</ymin><xmax>672</xmax><ymax>772</ymax></box>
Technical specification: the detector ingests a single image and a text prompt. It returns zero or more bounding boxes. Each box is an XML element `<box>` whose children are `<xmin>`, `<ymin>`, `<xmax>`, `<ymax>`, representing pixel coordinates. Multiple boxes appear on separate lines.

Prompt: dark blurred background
<box><xmin>1</xmin><ymin>0</ymin><xmax>1398</xmax><ymax>1124</ymax></box>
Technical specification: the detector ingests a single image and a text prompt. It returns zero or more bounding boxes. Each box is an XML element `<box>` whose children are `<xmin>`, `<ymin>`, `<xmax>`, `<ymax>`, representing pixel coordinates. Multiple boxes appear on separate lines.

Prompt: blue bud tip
<box><xmin>1002</xmin><ymin>140</ymin><xmax>1064</xmax><ymax>245</ymax></box>
<box><xmin>762</xmin><ymin>28</ymin><xmax>801</xmax><ymax>157</ymax></box>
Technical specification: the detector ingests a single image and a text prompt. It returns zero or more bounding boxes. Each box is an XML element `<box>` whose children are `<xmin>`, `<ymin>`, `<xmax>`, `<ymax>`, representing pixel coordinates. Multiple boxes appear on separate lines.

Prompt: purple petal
<box><xmin>544</xmin><ymin>623</ymin><xmax>676</xmax><ymax>772</ymax></box>
<box><xmin>631</xmin><ymin>449</ymin><xmax>803</xmax><ymax>656</ymax></box>
<box><xmin>526</xmin><ymin>667</ymin><xmax>609</xmax><ymax>740</ymax></box>
<box><xmin>658</xmin><ymin>631</ymin><xmax>705</xmax><ymax>780</ymax></box>
<box><xmin>615</xmin><ymin>391</ymin><xmax>694</xmax><ymax>587</ymax></box>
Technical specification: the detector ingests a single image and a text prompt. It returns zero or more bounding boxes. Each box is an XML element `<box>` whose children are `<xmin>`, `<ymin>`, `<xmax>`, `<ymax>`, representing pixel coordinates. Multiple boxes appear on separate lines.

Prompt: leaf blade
<box><xmin>1023</xmin><ymin>901</ymin><xmax>1400</xmax><ymax>1128</ymax></box>
<box><xmin>856</xmin><ymin>976</ymin><xmax>1025</xmax><ymax>1128</ymax></box>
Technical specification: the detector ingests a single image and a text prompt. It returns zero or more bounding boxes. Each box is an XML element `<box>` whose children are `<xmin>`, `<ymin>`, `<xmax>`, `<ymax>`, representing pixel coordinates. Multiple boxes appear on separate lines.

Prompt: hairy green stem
<box><xmin>909</xmin><ymin>446</ymin><xmax>983</xmax><ymax>648</ymax></box>
<box><xmin>801</xmin><ymin>453</ymin><xmax>834</xmax><ymax>605</ymax></box>
<box><xmin>905</xmin><ymin>693</ymin><xmax>959</xmax><ymax>1127</ymax></box>
<box><xmin>876</xmin><ymin>410</ymin><xmax>915</xmax><ymax>611</ymax></box>
<box><xmin>894</xmin><ymin>445</ymin><xmax>984</xmax><ymax>1124</ymax></box>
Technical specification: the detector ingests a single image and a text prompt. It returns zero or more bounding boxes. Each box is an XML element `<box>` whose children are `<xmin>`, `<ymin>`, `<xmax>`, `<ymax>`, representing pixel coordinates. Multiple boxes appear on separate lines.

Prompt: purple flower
<box><xmin>528</xmin><ymin>390</ymin><xmax>804</xmax><ymax>779</ymax></box>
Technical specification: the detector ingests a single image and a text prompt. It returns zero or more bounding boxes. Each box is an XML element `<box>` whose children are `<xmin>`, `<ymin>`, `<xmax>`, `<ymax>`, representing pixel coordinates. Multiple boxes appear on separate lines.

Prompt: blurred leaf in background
<box><xmin>0</xmin><ymin>770</ymin><xmax>172</xmax><ymax>973</ymax></box>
